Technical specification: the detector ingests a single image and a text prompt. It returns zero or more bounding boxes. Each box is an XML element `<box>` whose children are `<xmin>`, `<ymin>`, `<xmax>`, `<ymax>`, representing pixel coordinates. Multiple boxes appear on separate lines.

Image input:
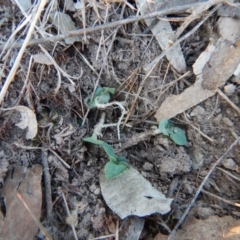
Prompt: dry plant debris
<box><xmin>0</xmin><ymin>0</ymin><xmax>240</xmax><ymax>239</ymax></box>
<box><xmin>100</xmin><ymin>167</ymin><xmax>173</xmax><ymax>219</ymax></box>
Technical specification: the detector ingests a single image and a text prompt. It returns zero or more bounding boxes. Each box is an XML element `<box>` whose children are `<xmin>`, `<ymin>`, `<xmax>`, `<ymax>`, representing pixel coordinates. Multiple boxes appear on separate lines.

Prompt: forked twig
<box><xmin>168</xmin><ymin>137</ymin><xmax>240</xmax><ymax>240</ymax></box>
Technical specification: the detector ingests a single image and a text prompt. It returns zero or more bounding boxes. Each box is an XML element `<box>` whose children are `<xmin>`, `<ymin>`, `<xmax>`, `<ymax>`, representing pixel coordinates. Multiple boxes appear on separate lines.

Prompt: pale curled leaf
<box><xmin>33</xmin><ymin>53</ymin><xmax>53</xmax><ymax>66</ymax></box>
<box><xmin>13</xmin><ymin>106</ymin><xmax>38</xmax><ymax>139</ymax></box>
<box><xmin>100</xmin><ymin>168</ymin><xmax>173</xmax><ymax>219</ymax></box>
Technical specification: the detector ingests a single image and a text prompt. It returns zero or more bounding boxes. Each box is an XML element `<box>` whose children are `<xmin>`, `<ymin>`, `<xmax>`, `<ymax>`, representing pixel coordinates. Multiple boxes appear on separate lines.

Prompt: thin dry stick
<box><xmin>217</xmin><ymin>89</ymin><xmax>240</xmax><ymax>115</ymax></box>
<box><xmin>0</xmin><ymin>3</ymin><xmax>204</xmax><ymax>51</ymax></box>
<box><xmin>167</xmin><ymin>137</ymin><xmax>240</xmax><ymax>240</ymax></box>
<box><xmin>41</xmin><ymin>150</ymin><xmax>53</xmax><ymax>220</ymax></box>
<box><xmin>61</xmin><ymin>191</ymin><xmax>78</xmax><ymax>240</ymax></box>
<box><xmin>144</xmin><ymin>4</ymin><xmax>221</xmax><ymax>73</ymax></box>
<box><xmin>217</xmin><ymin>167</ymin><xmax>240</xmax><ymax>182</ymax></box>
<box><xmin>174</xmin><ymin>0</ymin><xmax>222</xmax><ymax>39</ymax></box>
<box><xmin>183</xmin><ymin>113</ymin><xmax>214</xmax><ymax>143</ymax></box>
<box><xmin>202</xmin><ymin>189</ymin><xmax>240</xmax><ymax>208</ymax></box>
<box><xmin>0</xmin><ymin>0</ymin><xmax>48</xmax><ymax>104</ymax></box>
<box><xmin>17</xmin><ymin>192</ymin><xmax>53</xmax><ymax>240</ymax></box>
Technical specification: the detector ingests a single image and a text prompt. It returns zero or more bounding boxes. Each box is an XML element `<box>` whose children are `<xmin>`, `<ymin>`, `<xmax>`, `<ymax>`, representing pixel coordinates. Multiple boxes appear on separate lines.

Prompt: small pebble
<box><xmin>143</xmin><ymin>162</ymin><xmax>154</xmax><ymax>171</ymax></box>
<box><xmin>222</xmin><ymin>158</ymin><xmax>236</xmax><ymax>170</ymax></box>
<box><xmin>195</xmin><ymin>207</ymin><xmax>214</xmax><ymax>219</ymax></box>
<box><xmin>224</xmin><ymin>84</ymin><xmax>236</xmax><ymax>96</ymax></box>
<box><xmin>94</xmin><ymin>188</ymin><xmax>101</xmax><ymax>195</ymax></box>
<box><xmin>213</xmin><ymin>113</ymin><xmax>222</xmax><ymax>124</ymax></box>
<box><xmin>222</xmin><ymin>117</ymin><xmax>234</xmax><ymax>127</ymax></box>
<box><xmin>190</xmin><ymin>106</ymin><xmax>205</xmax><ymax>117</ymax></box>
<box><xmin>190</xmin><ymin>147</ymin><xmax>204</xmax><ymax>170</ymax></box>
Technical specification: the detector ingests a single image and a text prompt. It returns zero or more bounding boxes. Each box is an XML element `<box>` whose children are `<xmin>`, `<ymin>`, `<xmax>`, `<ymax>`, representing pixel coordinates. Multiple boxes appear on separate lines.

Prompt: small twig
<box><xmin>48</xmin><ymin>148</ymin><xmax>71</xmax><ymax>169</ymax></box>
<box><xmin>0</xmin><ymin>3</ymin><xmax>205</xmax><ymax>51</ymax></box>
<box><xmin>202</xmin><ymin>189</ymin><xmax>240</xmax><ymax>208</ymax></box>
<box><xmin>183</xmin><ymin>113</ymin><xmax>214</xmax><ymax>143</ymax></box>
<box><xmin>144</xmin><ymin>4</ymin><xmax>221</xmax><ymax>73</ymax></box>
<box><xmin>0</xmin><ymin>0</ymin><xmax>48</xmax><ymax>104</ymax></box>
<box><xmin>17</xmin><ymin>192</ymin><xmax>53</xmax><ymax>240</ymax></box>
<box><xmin>217</xmin><ymin>167</ymin><xmax>240</xmax><ymax>182</ymax></box>
<box><xmin>168</xmin><ymin>137</ymin><xmax>240</xmax><ymax>240</ymax></box>
<box><xmin>13</xmin><ymin>143</ymin><xmax>71</xmax><ymax>169</ymax></box>
<box><xmin>61</xmin><ymin>191</ymin><xmax>78</xmax><ymax>240</ymax></box>
<box><xmin>174</xmin><ymin>0</ymin><xmax>222</xmax><ymax>40</ymax></box>
<box><xmin>41</xmin><ymin>150</ymin><xmax>53</xmax><ymax>220</ymax></box>
<box><xmin>116</xmin><ymin>128</ymin><xmax>161</xmax><ymax>152</ymax></box>
<box><xmin>94</xmin><ymin>234</ymin><xmax>116</xmax><ymax>240</ymax></box>
<box><xmin>217</xmin><ymin>89</ymin><xmax>240</xmax><ymax>115</ymax></box>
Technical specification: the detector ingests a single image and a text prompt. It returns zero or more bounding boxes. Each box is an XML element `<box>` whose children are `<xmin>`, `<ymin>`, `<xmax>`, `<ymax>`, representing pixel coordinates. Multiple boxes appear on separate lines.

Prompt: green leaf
<box><xmin>158</xmin><ymin>119</ymin><xmax>171</xmax><ymax>135</ymax></box>
<box><xmin>84</xmin><ymin>97</ymin><xmax>96</xmax><ymax>109</ymax></box>
<box><xmin>101</xmin><ymin>87</ymin><xmax>115</xmax><ymax>95</ymax></box>
<box><xmin>116</xmin><ymin>156</ymin><xmax>130</xmax><ymax>167</ymax></box>
<box><xmin>168</xmin><ymin>127</ymin><xmax>187</xmax><ymax>146</ymax></box>
<box><xmin>95</xmin><ymin>94</ymin><xmax>110</xmax><ymax>104</ymax></box>
<box><xmin>104</xmin><ymin>161</ymin><xmax>129</xmax><ymax>179</ymax></box>
<box><xmin>83</xmin><ymin>137</ymin><xmax>104</xmax><ymax>145</ymax></box>
<box><xmin>102</xmin><ymin>142</ymin><xmax>118</xmax><ymax>162</ymax></box>
<box><xmin>94</xmin><ymin>87</ymin><xmax>102</xmax><ymax>97</ymax></box>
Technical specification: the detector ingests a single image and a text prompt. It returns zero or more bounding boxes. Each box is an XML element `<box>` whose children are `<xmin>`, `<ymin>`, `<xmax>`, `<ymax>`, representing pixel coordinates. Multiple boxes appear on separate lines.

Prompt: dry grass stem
<box><xmin>0</xmin><ymin>3</ymin><xmax>204</xmax><ymax>51</ymax></box>
<box><xmin>217</xmin><ymin>89</ymin><xmax>240</xmax><ymax>115</ymax></box>
<box><xmin>0</xmin><ymin>0</ymin><xmax>48</xmax><ymax>104</ymax></box>
<box><xmin>183</xmin><ymin>113</ymin><xmax>214</xmax><ymax>143</ymax></box>
<box><xmin>202</xmin><ymin>189</ymin><xmax>240</xmax><ymax>208</ymax></box>
<box><xmin>61</xmin><ymin>191</ymin><xmax>78</xmax><ymax>240</ymax></box>
<box><xmin>41</xmin><ymin>150</ymin><xmax>53</xmax><ymax>220</ymax></box>
<box><xmin>217</xmin><ymin>167</ymin><xmax>240</xmax><ymax>182</ymax></box>
<box><xmin>168</xmin><ymin>136</ymin><xmax>240</xmax><ymax>240</ymax></box>
<box><xmin>144</xmin><ymin>4</ymin><xmax>221</xmax><ymax>73</ymax></box>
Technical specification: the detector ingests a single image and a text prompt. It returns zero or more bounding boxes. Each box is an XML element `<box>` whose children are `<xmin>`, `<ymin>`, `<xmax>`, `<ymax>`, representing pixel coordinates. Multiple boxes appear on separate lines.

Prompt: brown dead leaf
<box><xmin>0</xmin><ymin>165</ymin><xmax>42</xmax><ymax>240</ymax></box>
<box><xmin>137</xmin><ymin>0</ymin><xmax>186</xmax><ymax>73</ymax></box>
<box><xmin>155</xmin><ymin>77</ymin><xmax>215</xmax><ymax>122</ymax></box>
<box><xmin>155</xmin><ymin>37</ymin><xmax>240</xmax><ymax>121</ymax></box>
<box><xmin>202</xmin><ymin>39</ymin><xmax>240</xmax><ymax>90</ymax></box>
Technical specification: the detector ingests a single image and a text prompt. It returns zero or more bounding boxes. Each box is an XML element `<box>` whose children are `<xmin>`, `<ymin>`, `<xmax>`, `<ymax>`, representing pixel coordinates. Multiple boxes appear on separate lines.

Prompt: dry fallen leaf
<box><xmin>33</xmin><ymin>53</ymin><xmax>53</xmax><ymax>66</ymax></box>
<box><xmin>0</xmin><ymin>165</ymin><xmax>42</xmax><ymax>240</ymax></box>
<box><xmin>202</xmin><ymin>39</ymin><xmax>240</xmax><ymax>90</ymax></box>
<box><xmin>155</xmin><ymin>37</ymin><xmax>240</xmax><ymax>121</ymax></box>
<box><xmin>137</xmin><ymin>0</ymin><xmax>186</xmax><ymax>73</ymax></box>
<box><xmin>13</xmin><ymin>106</ymin><xmax>38</xmax><ymax>139</ymax></box>
<box><xmin>49</xmin><ymin>11</ymin><xmax>81</xmax><ymax>44</ymax></box>
<box><xmin>155</xmin><ymin>76</ymin><xmax>215</xmax><ymax>122</ymax></box>
<box><xmin>100</xmin><ymin>167</ymin><xmax>173</xmax><ymax>219</ymax></box>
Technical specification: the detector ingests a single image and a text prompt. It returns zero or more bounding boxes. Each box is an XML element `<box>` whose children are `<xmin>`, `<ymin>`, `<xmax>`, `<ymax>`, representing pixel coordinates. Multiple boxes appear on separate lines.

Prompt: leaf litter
<box><xmin>0</xmin><ymin>0</ymin><xmax>240</xmax><ymax>239</ymax></box>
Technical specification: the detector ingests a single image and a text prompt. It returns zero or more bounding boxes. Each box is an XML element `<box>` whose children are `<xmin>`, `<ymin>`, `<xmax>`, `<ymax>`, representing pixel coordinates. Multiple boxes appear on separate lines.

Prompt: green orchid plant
<box><xmin>84</xmin><ymin>87</ymin><xmax>115</xmax><ymax>109</ymax></box>
<box><xmin>83</xmin><ymin>136</ymin><xmax>129</xmax><ymax>179</ymax></box>
<box><xmin>158</xmin><ymin>119</ymin><xmax>187</xmax><ymax>146</ymax></box>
